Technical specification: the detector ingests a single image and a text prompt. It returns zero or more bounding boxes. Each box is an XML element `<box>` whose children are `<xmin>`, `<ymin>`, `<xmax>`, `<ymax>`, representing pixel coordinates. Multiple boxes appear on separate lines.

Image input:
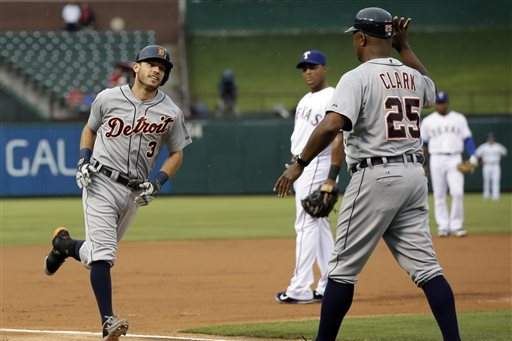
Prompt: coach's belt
<box><xmin>350</xmin><ymin>154</ymin><xmax>424</xmax><ymax>174</ymax></box>
<box><xmin>94</xmin><ymin>162</ymin><xmax>141</xmax><ymax>190</ymax></box>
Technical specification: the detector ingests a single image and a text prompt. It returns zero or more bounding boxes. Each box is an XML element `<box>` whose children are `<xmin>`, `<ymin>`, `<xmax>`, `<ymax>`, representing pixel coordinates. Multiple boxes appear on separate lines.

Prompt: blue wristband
<box><xmin>79</xmin><ymin>148</ymin><xmax>92</xmax><ymax>161</ymax></box>
<box><xmin>154</xmin><ymin>171</ymin><xmax>169</xmax><ymax>186</ymax></box>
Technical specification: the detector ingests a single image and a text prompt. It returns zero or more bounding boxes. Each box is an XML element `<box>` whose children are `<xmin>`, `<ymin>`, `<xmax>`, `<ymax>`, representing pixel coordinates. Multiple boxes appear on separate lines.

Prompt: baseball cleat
<box><xmin>452</xmin><ymin>229</ymin><xmax>468</xmax><ymax>237</ymax></box>
<box><xmin>103</xmin><ymin>315</ymin><xmax>129</xmax><ymax>341</ymax></box>
<box><xmin>43</xmin><ymin>227</ymin><xmax>71</xmax><ymax>276</ymax></box>
<box><xmin>313</xmin><ymin>290</ymin><xmax>323</xmax><ymax>302</ymax></box>
<box><xmin>437</xmin><ymin>230</ymin><xmax>449</xmax><ymax>237</ymax></box>
<box><xmin>274</xmin><ymin>291</ymin><xmax>314</xmax><ymax>304</ymax></box>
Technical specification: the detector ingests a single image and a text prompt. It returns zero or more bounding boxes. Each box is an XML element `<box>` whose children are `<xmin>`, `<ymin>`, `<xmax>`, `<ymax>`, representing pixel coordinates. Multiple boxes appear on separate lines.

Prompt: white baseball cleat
<box><xmin>274</xmin><ymin>291</ymin><xmax>313</xmax><ymax>304</ymax></box>
<box><xmin>438</xmin><ymin>230</ymin><xmax>449</xmax><ymax>237</ymax></box>
<box><xmin>451</xmin><ymin>229</ymin><xmax>468</xmax><ymax>237</ymax></box>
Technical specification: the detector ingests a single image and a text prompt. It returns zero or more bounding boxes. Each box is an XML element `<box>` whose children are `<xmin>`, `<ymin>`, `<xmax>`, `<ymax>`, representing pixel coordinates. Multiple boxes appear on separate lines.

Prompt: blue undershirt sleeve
<box><xmin>464</xmin><ymin>137</ymin><xmax>476</xmax><ymax>155</ymax></box>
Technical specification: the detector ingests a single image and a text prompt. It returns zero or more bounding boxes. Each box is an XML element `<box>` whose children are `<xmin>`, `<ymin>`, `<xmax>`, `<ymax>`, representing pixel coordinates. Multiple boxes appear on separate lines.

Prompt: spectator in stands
<box><xmin>108</xmin><ymin>61</ymin><xmax>133</xmax><ymax>87</ymax></box>
<box><xmin>215</xmin><ymin>69</ymin><xmax>239</xmax><ymax>118</ymax></box>
<box><xmin>66</xmin><ymin>87</ymin><xmax>84</xmax><ymax>114</ymax></box>
<box><xmin>83</xmin><ymin>93</ymin><xmax>96</xmax><ymax>107</ymax></box>
<box><xmin>62</xmin><ymin>1</ymin><xmax>81</xmax><ymax>32</ymax></box>
<box><xmin>190</xmin><ymin>100</ymin><xmax>211</xmax><ymax>119</ymax></box>
<box><xmin>109</xmin><ymin>66</ymin><xmax>128</xmax><ymax>87</ymax></box>
<box><xmin>80</xmin><ymin>3</ymin><xmax>96</xmax><ymax>30</ymax></box>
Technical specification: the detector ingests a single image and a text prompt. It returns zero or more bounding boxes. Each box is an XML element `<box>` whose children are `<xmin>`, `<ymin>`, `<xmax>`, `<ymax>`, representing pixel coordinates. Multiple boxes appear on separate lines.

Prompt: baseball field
<box><xmin>0</xmin><ymin>193</ymin><xmax>510</xmax><ymax>340</ymax></box>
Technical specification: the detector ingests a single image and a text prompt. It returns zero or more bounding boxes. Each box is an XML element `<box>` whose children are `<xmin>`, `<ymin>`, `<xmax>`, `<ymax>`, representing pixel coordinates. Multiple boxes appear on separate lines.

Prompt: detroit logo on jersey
<box><xmin>105</xmin><ymin>115</ymin><xmax>175</xmax><ymax>138</ymax></box>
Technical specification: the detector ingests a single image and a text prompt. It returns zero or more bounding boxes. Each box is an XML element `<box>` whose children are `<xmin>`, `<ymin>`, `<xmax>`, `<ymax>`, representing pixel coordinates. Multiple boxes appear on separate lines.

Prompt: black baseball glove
<box><xmin>301</xmin><ymin>184</ymin><xmax>339</xmax><ymax>218</ymax></box>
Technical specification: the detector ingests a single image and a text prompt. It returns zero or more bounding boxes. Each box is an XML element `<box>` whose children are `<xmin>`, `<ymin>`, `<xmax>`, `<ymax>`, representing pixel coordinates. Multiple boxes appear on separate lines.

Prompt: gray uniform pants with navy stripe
<box><xmin>79</xmin><ymin>172</ymin><xmax>140</xmax><ymax>267</ymax></box>
<box><xmin>328</xmin><ymin>162</ymin><xmax>443</xmax><ymax>287</ymax></box>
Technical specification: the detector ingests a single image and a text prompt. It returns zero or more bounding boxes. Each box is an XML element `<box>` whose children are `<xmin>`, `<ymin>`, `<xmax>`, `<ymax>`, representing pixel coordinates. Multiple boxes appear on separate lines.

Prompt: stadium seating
<box><xmin>0</xmin><ymin>30</ymin><xmax>156</xmax><ymax>112</ymax></box>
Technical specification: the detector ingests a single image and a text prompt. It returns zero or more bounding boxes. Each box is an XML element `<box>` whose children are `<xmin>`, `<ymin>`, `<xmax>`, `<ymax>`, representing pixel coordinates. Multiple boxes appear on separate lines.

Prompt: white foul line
<box><xmin>0</xmin><ymin>328</ymin><xmax>235</xmax><ymax>341</ymax></box>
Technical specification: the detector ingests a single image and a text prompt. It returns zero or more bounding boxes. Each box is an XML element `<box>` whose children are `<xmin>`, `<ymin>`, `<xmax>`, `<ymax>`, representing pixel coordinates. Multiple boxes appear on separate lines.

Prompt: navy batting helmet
<box><xmin>135</xmin><ymin>45</ymin><xmax>174</xmax><ymax>85</ymax></box>
<box><xmin>345</xmin><ymin>7</ymin><xmax>394</xmax><ymax>39</ymax></box>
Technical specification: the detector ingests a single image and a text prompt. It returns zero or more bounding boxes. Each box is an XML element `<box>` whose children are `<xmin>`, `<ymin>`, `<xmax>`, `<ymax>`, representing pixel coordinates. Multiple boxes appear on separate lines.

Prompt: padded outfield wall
<box><xmin>1</xmin><ymin>116</ymin><xmax>510</xmax><ymax>197</ymax></box>
<box><xmin>185</xmin><ymin>0</ymin><xmax>510</xmax><ymax>34</ymax></box>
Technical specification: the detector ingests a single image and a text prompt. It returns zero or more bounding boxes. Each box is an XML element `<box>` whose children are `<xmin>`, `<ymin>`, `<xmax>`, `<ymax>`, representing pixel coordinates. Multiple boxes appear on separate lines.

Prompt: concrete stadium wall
<box><xmin>1</xmin><ymin>116</ymin><xmax>511</xmax><ymax>197</ymax></box>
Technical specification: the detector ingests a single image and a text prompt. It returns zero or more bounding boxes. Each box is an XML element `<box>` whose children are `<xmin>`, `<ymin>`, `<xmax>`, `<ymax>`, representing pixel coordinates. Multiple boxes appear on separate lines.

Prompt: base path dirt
<box><xmin>1</xmin><ymin>234</ymin><xmax>510</xmax><ymax>340</ymax></box>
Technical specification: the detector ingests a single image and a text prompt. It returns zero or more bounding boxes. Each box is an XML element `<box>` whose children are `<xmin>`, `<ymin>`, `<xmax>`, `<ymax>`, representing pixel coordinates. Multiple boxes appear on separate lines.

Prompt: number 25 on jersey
<box><xmin>385</xmin><ymin>96</ymin><xmax>420</xmax><ymax>140</ymax></box>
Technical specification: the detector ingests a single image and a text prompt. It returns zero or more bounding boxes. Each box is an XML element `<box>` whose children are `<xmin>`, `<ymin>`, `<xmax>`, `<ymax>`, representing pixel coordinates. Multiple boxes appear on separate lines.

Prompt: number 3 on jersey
<box><xmin>147</xmin><ymin>141</ymin><xmax>157</xmax><ymax>157</ymax></box>
<box><xmin>385</xmin><ymin>96</ymin><xmax>420</xmax><ymax>140</ymax></box>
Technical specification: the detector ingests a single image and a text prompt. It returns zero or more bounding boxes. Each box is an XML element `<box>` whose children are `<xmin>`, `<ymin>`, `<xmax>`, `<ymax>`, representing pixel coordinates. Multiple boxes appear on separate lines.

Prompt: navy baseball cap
<box><xmin>436</xmin><ymin>91</ymin><xmax>449</xmax><ymax>103</ymax></box>
<box><xmin>296</xmin><ymin>50</ymin><xmax>326</xmax><ymax>68</ymax></box>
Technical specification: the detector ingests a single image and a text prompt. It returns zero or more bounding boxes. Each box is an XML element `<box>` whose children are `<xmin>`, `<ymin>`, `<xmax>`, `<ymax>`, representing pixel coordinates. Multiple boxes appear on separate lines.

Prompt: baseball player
<box><xmin>475</xmin><ymin>132</ymin><xmax>508</xmax><ymax>201</ymax></box>
<box><xmin>275</xmin><ymin>8</ymin><xmax>461</xmax><ymax>340</ymax></box>
<box><xmin>275</xmin><ymin>50</ymin><xmax>344</xmax><ymax>304</ymax></box>
<box><xmin>43</xmin><ymin>45</ymin><xmax>192</xmax><ymax>340</ymax></box>
<box><xmin>421</xmin><ymin>91</ymin><xmax>478</xmax><ymax>237</ymax></box>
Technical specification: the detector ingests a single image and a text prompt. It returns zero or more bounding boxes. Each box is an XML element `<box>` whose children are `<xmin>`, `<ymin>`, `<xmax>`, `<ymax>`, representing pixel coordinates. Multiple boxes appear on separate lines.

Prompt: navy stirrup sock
<box><xmin>90</xmin><ymin>261</ymin><xmax>114</xmax><ymax>329</ymax></box>
<box><xmin>316</xmin><ymin>278</ymin><xmax>354</xmax><ymax>341</ymax></box>
<box><xmin>422</xmin><ymin>275</ymin><xmax>461</xmax><ymax>341</ymax></box>
<box><xmin>72</xmin><ymin>240</ymin><xmax>84</xmax><ymax>261</ymax></box>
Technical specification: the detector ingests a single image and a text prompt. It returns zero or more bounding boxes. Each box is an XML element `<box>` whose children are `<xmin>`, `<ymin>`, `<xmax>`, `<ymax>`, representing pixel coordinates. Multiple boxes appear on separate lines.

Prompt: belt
<box><xmin>350</xmin><ymin>154</ymin><xmax>424</xmax><ymax>174</ymax></box>
<box><xmin>94</xmin><ymin>162</ymin><xmax>141</xmax><ymax>190</ymax></box>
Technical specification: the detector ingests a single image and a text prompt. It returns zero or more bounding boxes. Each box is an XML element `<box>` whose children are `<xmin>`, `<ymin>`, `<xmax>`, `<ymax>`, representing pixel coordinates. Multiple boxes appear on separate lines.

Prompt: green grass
<box><xmin>0</xmin><ymin>195</ymin><xmax>297</xmax><ymax>247</ymax></box>
<box><xmin>0</xmin><ymin>193</ymin><xmax>510</xmax><ymax>247</ymax></box>
<box><xmin>460</xmin><ymin>194</ymin><xmax>512</xmax><ymax>233</ymax></box>
<box><xmin>188</xmin><ymin>29</ymin><xmax>511</xmax><ymax>115</ymax></box>
<box><xmin>181</xmin><ymin>310</ymin><xmax>511</xmax><ymax>340</ymax></box>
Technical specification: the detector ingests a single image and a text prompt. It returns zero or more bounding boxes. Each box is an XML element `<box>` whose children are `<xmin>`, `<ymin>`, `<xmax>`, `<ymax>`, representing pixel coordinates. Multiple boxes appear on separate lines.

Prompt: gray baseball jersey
<box><xmin>328</xmin><ymin>57</ymin><xmax>435</xmax><ymax>167</ymax></box>
<box><xmin>80</xmin><ymin>84</ymin><xmax>191</xmax><ymax>266</ymax></box>
<box><xmin>326</xmin><ymin>58</ymin><xmax>442</xmax><ymax>287</ymax></box>
<box><xmin>88</xmin><ymin>84</ymin><xmax>191</xmax><ymax>180</ymax></box>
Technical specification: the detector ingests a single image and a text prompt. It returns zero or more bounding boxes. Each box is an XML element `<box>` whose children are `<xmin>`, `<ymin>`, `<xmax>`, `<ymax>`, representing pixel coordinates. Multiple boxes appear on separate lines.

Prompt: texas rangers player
<box><xmin>43</xmin><ymin>45</ymin><xmax>191</xmax><ymax>340</ymax></box>
<box><xmin>476</xmin><ymin>132</ymin><xmax>508</xmax><ymax>200</ymax></box>
<box><xmin>275</xmin><ymin>8</ymin><xmax>461</xmax><ymax>340</ymax></box>
<box><xmin>421</xmin><ymin>91</ymin><xmax>478</xmax><ymax>237</ymax></box>
<box><xmin>275</xmin><ymin>50</ymin><xmax>344</xmax><ymax>304</ymax></box>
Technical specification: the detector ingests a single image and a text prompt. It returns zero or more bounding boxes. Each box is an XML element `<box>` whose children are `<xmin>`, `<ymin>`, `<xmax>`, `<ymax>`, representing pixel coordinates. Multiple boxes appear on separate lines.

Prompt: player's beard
<box><xmin>139</xmin><ymin>73</ymin><xmax>161</xmax><ymax>92</ymax></box>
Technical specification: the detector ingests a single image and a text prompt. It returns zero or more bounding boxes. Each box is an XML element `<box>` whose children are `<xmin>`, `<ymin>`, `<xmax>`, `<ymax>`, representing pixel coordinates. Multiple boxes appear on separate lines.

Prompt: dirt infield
<box><xmin>1</xmin><ymin>234</ymin><xmax>510</xmax><ymax>340</ymax></box>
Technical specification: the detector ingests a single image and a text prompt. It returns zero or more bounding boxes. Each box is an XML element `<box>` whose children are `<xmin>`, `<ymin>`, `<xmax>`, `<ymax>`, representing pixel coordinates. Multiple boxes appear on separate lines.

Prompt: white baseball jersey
<box><xmin>286</xmin><ymin>86</ymin><xmax>335</xmax><ymax>300</ymax></box>
<box><xmin>327</xmin><ymin>57</ymin><xmax>435</xmax><ymax>166</ymax></box>
<box><xmin>291</xmin><ymin>87</ymin><xmax>335</xmax><ymax>158</ymax></box>
<box><xmin>476</xmin><ymin>142</ymin><xmax>507</xmax><ymax>201</ymax></box>
<box><xmin>476</xmin><ymin>142</ymin><xmax>507</xmax><ymax>164</ymax></box>
<box><xmin>420</xmin><ymin>111</ymin><xmax>472</xmax><ymax>154</ymax></box>
<box><xmin>421</xmin><ymin>111</ymin><xmax>472</xmax><ymax>233</ymax></box>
